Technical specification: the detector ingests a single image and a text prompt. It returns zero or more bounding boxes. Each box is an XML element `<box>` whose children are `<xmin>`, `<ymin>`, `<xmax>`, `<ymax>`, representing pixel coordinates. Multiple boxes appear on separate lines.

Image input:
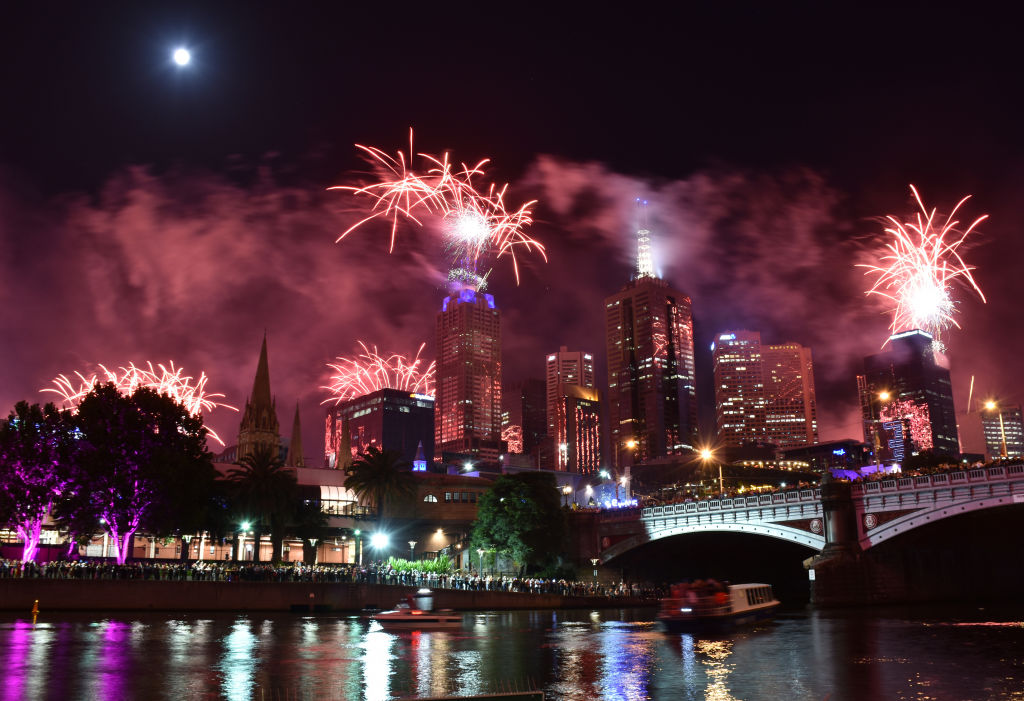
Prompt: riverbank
<box><xmin>0</xmin><ymin>579</ymin><xmax>652</xmax><ymax>613</ymax></box>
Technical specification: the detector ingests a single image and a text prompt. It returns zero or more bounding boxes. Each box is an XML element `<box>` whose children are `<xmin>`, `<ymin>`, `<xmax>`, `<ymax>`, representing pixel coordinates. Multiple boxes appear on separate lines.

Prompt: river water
<box><xmin>1</xmin><ymin>606</ymin><xmax>1022</xmax><ymax>700</ymax></box>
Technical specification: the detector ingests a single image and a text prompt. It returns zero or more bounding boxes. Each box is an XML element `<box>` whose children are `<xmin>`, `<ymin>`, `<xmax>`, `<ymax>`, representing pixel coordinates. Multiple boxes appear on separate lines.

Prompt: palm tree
<box><xmin>292</xmin><ymin>499</ymin><xmax>328</xmax><ymax>564</ymax></box>
<box><xmin>344</xmin><ymin>445</ymin><xmax>416</xmax><ymax>518</ymax></box>
<box><xmin>227</xmin><ymin>444</ymin><xmax>297</xmax><ymax>563</ymax></box>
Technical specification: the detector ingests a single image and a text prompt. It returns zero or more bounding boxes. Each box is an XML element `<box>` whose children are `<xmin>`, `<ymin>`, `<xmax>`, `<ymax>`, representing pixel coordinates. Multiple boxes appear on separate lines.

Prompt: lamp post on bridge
<box><xmin>590</xmin><ymin>558</ymin><xmax>599</xmax><ymax>588</ymax></box>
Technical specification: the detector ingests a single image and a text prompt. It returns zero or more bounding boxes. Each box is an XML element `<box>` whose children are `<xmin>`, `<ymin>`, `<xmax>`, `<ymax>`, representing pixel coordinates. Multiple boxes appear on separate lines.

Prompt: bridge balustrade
<box><xmin>771</xmin><ymin>493</ymin><xmax>785</xmax><ymax>504</ymax></box>
<box><xmin>1009</xmin><ymin>465</ymin><xmax>1023</xmax><ymax>476</ymax></box>
<box><xmin>685</xmin><ymin>502</ymin><xmax>697</xmax><ymax>513</ymax></box>
<box><xmin>709</xmin><ymin>500</ymin><xmax>722</xmax><ymax>510</ymax></box>
<box><xmin>990</xmin><ymin>466</ymin><xmax>1006</xmax><ymax>477</ymax></box>
<box><xmin>800</xmin><ymin>489</ymin><xmax>815</xmax><ymax>500</ymax></box>
<box><xmin>898</xmin><ymin>478</ymin><xmax>913</xmax><ymax>488</ymax></box>
<box><xmin>969</xmin><ymin>469</ymin><xmax>987</xmax><ymax>481</ymax></box>
<box><xmin>786</xmin><ymin>491</ymin><xmax>799</xmax><ymax>502</ymax></box>
<box><xmin>697</xmin><ymin>501</ymin><xmax>709</xmax><ymax>511</ymax></box>
<box><xmin>951</xmin><ymin>472</ymin><xmax>966</xmax><ymax>483</ymax></box>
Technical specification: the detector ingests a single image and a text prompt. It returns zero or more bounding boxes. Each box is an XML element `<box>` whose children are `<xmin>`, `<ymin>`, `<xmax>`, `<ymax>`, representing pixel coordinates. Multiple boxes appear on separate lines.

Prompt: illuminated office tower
<box><xmin>712</xmin><ymin>331</ymin><xmax>818</xmax><ymax>449</ymax></box>
<box><xmin>546</xmin><ymin>347</ymin><xmax>599</xmax><ymax>471</ymax></box>
<box><xmin>434</xmin><ymin>287</ymin><xmax>502</xmax><ymax>465</ymax></box>
<box><xmin>981</xmin><ymin>403</ymin><xmax>1023</xmax><ymax>459</ymax></box>
<box><xmin>604</xmin><ymin>205</ymin><xmax>697</xmax><ymax>467</ymax></box>
<box><xmin>324</xmin><ymin>389</ymin><xmax>435</xmax><ymax>468</ymax></box>
<box><xmin>857</xmin><ymin>329</ymin><xmax>959</xmax><ymax>459</ymax></box>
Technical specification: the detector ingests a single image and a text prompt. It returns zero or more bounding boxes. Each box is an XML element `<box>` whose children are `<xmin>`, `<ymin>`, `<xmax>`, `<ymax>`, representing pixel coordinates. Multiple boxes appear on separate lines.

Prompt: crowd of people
<box><xmin>0</xmin><ymin>558</ymin><xmax>662</xmax><ymax>599</ymax></box>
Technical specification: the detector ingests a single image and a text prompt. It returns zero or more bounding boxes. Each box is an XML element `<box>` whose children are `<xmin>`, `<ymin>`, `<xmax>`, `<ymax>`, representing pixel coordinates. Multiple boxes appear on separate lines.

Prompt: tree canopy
<box><xmin>0</xmin><ymin>401</ymin><xmax>74</xmax><ymax>561</ymax></box>
<box><xmin>344</xmin><ymin>445</ymin><xmax>415</xmax><ymax>517</ymax></box>
<box><xmin>227</xmin><ymin>443</ymin><xmax>297</xmax><ymax>562</ymax></box>
<box><xmin>471</xmin><ymin>471</ymin><xmax>567</xmax><ymax>574</ymax></box>
<box><xmin>54</xmin><ymin>383</ymin><xmax>213</xmax><ymax>564</ymax></box>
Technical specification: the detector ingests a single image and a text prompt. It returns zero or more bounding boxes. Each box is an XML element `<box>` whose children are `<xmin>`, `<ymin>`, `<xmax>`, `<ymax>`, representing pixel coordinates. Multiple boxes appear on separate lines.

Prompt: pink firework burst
<box><xmin>859</xmin><ymin>185</ymin><xmax>987</xmax><ymax>341</ymax></box>
<box><xmin>329</xmin><ymin>129</ymin><xmax>545</xmax><ymax>284</ymax></box>
<box><xmin>321</xmin><ymin>342</ymin><xmax>436</xmax><ymax>404</ymax></box>
<box><xmin>43</xmin><ymin>362</ymin><xmax>237</xmax><ymax>445</ymax></box>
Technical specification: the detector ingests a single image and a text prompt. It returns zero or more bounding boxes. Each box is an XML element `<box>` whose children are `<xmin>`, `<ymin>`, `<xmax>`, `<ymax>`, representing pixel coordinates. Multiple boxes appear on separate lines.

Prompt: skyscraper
<box><xmin>546</xmin><ymin>347</ymin><xmax>599</xmax><ymax>471</ymax></box>
<box><xmin>981</xmin><ymin>403</ymin><xmax>1023</xmax><ymax>459</ymax></box>
<box><xmin>857</xmin><ymin>329</ymin><xmax>960</xmax><ymax>459</ymax></box>
<box><xmin>604</xmin><ymin>208</ymin><xmax>697</xmax><ymax>467</ymax></box>
<box><xmin>712</xmin><ymin>331</ymin><xmax>818</xmax><ymax>449</ymax></box>
<box><xmin>434</xmin><ymin>286</ymin><xmax>502</xmax><ymax>466</ymax></box>
<box><xmin>558</xmin><ymin>385</ymin><xmax>602</xmax><ymax>474</ymax></box>
<box><xmin>324</xmin><ymin>388</ymin><xmax>435</xmax><ymax>468</ymax></box>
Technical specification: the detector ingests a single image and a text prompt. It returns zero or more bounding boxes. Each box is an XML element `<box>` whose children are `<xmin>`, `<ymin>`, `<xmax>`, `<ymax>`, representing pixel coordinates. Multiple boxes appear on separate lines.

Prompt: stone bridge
<box><xmin>595</xmin><ymin>463</ymin><xmax>1024</xmax><ymax>563</ymax></box>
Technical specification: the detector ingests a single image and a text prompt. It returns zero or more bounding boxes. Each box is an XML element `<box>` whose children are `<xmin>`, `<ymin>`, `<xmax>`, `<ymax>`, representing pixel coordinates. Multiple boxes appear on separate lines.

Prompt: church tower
<box><xmin>286</xmin><ymin>403</ymin><xmax>305</xmax><ymax>468</ymax></box>
<box><xmin>237</xmin><ymin>334</ymin><xmax>281</xmax><ymax>462</ymax></box>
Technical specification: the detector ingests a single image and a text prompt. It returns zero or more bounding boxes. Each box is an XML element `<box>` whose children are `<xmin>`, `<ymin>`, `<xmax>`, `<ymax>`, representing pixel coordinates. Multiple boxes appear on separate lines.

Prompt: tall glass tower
<box><xmin>434</xmin><ymin>286</ymin><xmax>503</xmax><ymax>466</ymax></box>
<box><xmin>604</xmin><ymin>207</ymin><xmax>697</xmax><ymax>467</ymax></box>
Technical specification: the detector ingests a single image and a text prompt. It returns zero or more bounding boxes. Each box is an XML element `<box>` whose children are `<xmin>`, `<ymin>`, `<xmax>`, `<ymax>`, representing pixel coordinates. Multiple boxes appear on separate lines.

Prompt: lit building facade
<box><xmin>546</xmin><ymin>346</ymin><xmax>598</xmax><ymax>471</ymax></box>
<box><xmin>501</xmin><ymin>378</ymin><xmax>547</xmax><ymax>459</ymax></box>
<box><xmin>324</xmin><ymin>388</ymin><xmax>435</xmax><ymax>468</ymax></box>
<box><xmin>858</xmin><ymin>329</ymin><xmax>960</xmax><ymax>459</ymax></box>
<box><xmin>558</xmin><ymin>385</ymin><xmax>602</xmax><ymax>474</ymax></box>
<box><xmin>981</xmin><ymin>403</ymin><xmax>1023</xmax><ymax>459</ymax></box>
<box><xmin>434</xmin><ymin>287</ymin><xmax>502</xmax><ymax>465</ymax></box>
<box><xmin>712</xmin><ymin>331</ymin><xmax>818</xmax><ymax>449</ymax></box>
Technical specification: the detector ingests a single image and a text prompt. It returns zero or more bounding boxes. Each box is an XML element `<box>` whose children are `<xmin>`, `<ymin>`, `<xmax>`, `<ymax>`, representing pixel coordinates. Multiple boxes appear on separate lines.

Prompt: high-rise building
<box><xmin>712</xmin><ymin>331</ymin><xmax>818</xmax><ymax>449</ymax></box>
<box><xmin>857</xmin><ymin>329</ymin><xmax>959</xmax><ymax>459</ymax></box>
<box><xmin>435</xmin><ymin>286</ymin><xmax>502</xmax><ymax>466</ymax></box>
<box><xmin>324</xmin><ymin>388</ymin><xmax>435</xmax><ymax>468</ymax></box>
<box><xmin>237</xmin><ymin>334</ymin><xmax>281</xmax><ymax>463</ymax></box>
<box><xmin>546</xmin><ymin>346</ymin><xmax>598</xmax><ymax>470</ymax></box>
<box><xmin>558</xmin><ymin>385</ymin><xmax>602</xmax><ymax>474</ymax></box>
<box><xmin>981</xmin><ymin>403</ymin><xmax>1023</xmax><ymax>459</ymax></box>
<box><xmin>604</xmin><ymin>211</ymin><xmax>697</xmax><ymax>467</ymax></box>
<box><xmin>501</xmin><ymin>378</ymin><xmax>547</xmax><ymax>456</ymax></box>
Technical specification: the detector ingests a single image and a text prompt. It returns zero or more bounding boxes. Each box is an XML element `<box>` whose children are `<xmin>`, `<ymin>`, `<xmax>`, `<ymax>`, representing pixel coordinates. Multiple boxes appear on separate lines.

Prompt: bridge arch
<box><xmin>600</xmin><ymin>521</ymin><xmax>824</xmax><ymax>563</ymax></box>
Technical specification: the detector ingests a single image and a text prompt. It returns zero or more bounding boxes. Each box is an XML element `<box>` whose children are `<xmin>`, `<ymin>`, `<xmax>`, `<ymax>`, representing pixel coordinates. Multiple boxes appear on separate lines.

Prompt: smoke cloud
<box><xmin>1</xmin><ymin>157</ymin><xmax>1012</xmax><ymax>462</ymax></box>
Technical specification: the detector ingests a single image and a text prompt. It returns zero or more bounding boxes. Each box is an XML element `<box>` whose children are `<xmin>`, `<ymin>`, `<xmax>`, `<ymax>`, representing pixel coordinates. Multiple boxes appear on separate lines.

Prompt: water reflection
<box><xmin>219</xmin><ymin>620</ymin><xmax>256</xmax><ymax>700</ymax></box>
<box><xmin>694</xmin><ymin>639</ymin><xmax>735</xmax><ymax>701</ymax></box>
<box><xmin>1</xmin><ymin>607</ymin><xmax>1022</xmax><ymax>700</ymax></box>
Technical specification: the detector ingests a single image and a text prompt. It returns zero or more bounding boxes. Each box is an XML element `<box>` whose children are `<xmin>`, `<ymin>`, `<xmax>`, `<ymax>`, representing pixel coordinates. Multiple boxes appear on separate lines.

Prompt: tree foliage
<box><xmin>344</xmin><ymin>445</ymin><xmax>415</xmax><ymax>517</ymax></box>
<box><xmin>227</xmin><ymin>443</ymin><xmax>297</xmax><ymax>563</ymax></box>
<box><xmin>54</xmin><ymin>384</ymin><xmax>213</xmax><ymax>564</ymax></box>
<box><xmin>471</xmin><ymin>472</ymin><xmax>567</xmax><ymax>574</ymax></box>
<box><xmin>0</xmin><ymin>401</ymin><xmax>74</xmax><ymax>562</ymax></box>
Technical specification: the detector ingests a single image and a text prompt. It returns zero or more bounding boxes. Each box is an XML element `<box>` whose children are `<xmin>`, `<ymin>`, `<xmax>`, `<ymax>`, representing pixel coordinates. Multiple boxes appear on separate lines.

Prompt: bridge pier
<box><xmin>807</xmin><ymin>474</ymin><xmax>878</xmax><ymax>606</ymax></box>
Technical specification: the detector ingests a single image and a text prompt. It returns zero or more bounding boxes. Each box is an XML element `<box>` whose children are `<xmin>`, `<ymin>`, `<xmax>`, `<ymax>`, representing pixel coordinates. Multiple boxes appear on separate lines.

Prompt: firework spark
<box><xmin>860</xmin><ymin>185</ymin><xmax>987</xmax><ymax>341</ymax></box>
<box><xmin>43</xmin><ymin>362</ymin><xmax>237</xmax><ymax>445</ymax></box>
<box><xmin>329</xmin><ymin>130</ymin><xmax>545</xmax><ymax>285</ymax></box>
<box><xmin>321</xmin><ymin>342</ymin><xmax>436</xmax><ymax>404</ymax></box>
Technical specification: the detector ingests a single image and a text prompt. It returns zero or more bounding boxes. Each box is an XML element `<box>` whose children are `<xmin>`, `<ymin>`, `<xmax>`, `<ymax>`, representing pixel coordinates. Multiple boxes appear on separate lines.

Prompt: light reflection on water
<box><xmin>0</xmin><ymin>607</ymin><xmax>1022</xmax><ymax>700</ymax></box>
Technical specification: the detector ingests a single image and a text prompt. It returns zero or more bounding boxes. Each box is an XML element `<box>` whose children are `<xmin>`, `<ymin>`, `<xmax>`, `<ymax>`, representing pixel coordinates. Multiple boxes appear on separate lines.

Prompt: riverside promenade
<box><xmin>0</xmin><ymin>579</ymin><xmax>651</xmax><ymax>613</ymax></box>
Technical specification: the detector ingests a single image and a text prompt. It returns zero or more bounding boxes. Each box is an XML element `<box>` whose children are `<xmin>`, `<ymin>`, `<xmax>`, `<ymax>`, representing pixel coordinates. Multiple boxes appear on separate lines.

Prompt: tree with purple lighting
<box><xmin>55</xmin><ymin>384</ymin><xmax>212</xmax><ymax>565</ymax></box>
<box><xmin>0</xmin><ymin>402</ymin><xmax>73</xmax><ymax>563</ymax></box>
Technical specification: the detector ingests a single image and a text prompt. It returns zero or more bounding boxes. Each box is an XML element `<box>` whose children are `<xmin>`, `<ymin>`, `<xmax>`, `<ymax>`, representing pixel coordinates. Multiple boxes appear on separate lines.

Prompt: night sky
<box><xmin>2</xmin><ymin>4</ymin><xmax>1021</xmax><ymax>461</ymax></box>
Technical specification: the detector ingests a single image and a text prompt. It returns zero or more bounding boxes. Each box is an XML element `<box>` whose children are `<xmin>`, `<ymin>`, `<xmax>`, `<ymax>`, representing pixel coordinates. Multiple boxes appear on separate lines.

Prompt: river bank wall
<box><xmin>0</xmin><ymin>579</ymin><xmax>650</xmax><ymax>613</ymax></box>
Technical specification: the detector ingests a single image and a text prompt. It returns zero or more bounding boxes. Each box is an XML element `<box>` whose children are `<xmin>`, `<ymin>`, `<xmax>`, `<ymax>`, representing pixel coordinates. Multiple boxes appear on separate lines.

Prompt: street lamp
<box><xmin>590</xmin><ymin>558</ymin><xmax>599</xmax><ymax>587</ymax></box>
<box><xmin>562</xmin><ymin>484</ymin><xmax>572</xmax><ymax>507</ymax></box>
<box><xmin>354</xmin><ymin>529</ymin><xmax>362</xmax><ymax>566</ymax></box>
<box><xmin>408</xmin><ymin>540</ymin><xmax>417</xmax><ymax>561</ymax></box>
<box><xmin>985</xmin><ymin>400</ymin><xmax>1008</xmax><ymax>458</ymax></box>
<box><xmin>238</xmin><ymin>521</ymin><xmax>251</xmax><ymax>562</ymax></box>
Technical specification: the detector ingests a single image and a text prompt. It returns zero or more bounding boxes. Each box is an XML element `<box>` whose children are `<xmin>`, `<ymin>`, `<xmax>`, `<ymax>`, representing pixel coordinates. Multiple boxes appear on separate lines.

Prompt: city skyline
<box><xmin>1</xmin><ymin>6</ymin><xmax>1021</xmax><ymax>462</ymax></box>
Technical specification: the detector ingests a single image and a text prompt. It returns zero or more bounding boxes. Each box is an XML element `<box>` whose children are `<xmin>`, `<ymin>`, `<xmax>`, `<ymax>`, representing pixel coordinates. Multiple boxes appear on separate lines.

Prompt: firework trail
<box><xmin>859</xmin><ymin>185</ymin><xmax>986</xmax><ymax>342</ymax></box>
<box><xmin>329</xmin><ymin>129</ymin><xmax>545</xmax><ymax>285</ymax></box>
<box><xmin>43</xmin><ymin>362</ymin><xmax>237</xmax><ymax>445</ymax></box>
<box><xmin>321</xmin><ymin>342</ymin><xmax>436</xmax><ymax>404</ymax></box>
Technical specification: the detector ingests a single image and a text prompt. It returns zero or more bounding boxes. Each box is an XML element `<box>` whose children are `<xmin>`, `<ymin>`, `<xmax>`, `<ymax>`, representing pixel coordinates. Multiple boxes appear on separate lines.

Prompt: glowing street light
<box><xmin>561</xmin><ymin>484</ymin><xmax>572</xmax><ymax>507</ymax></box>
<box><xmin>172</xmin><ymin>47</ymin><xmax>191</xmax><ymax>67</ymax></box>
<box><xmin>370</xmin><ymin>532</ymin><xmax>389</xmax><ymax>550</ymax></box>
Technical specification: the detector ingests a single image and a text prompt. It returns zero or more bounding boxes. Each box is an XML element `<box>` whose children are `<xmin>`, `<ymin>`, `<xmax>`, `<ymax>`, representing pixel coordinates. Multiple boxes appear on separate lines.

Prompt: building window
<box><xmin>423</xmin><ymin>494</ymin><xmax>438</xmax><ymax>503</ymax></box>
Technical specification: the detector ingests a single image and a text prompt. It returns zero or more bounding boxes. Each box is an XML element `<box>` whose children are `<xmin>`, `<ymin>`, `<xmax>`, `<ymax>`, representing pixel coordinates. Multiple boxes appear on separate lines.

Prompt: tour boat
<box><xmin>657</xmin><ymin>581</ymin><xmax>779</xmax><ymax>634</ymax></box>
<box><xmin>371</xmin><ymin>589</ymin><xmax>463</xmax><ymax>630</ymax></box>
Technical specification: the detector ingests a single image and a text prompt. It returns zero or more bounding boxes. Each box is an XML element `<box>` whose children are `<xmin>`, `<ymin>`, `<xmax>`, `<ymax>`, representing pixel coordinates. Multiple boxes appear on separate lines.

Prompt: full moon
<box><xmin>172</xmin><ymin>48</ymin><xmax>191</xmax><ymax>66</ymax></box>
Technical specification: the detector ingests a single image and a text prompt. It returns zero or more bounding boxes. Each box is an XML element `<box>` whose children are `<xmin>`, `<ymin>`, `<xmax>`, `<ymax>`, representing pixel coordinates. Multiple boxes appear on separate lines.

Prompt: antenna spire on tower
<box><xmin>635</xmin><ymin>198</ymin><xmax>654</xmax><ymax>279</ymax></box>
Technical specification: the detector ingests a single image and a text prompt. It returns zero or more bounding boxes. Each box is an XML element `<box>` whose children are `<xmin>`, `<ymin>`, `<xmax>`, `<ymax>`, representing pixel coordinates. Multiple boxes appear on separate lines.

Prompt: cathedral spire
<box><xmin>287</xmin><ymin>403</ymin><xmax>304</xmax><ymax>468</ymax></box>
<box><xmin>251</xmin><ymin>333</ymin><xmax>273</xmax><ymax>409</ymax></box>
<box><xmin>237</xmin><ymin>334</ymin><xmax>280</xmax><ymax>463</ymax></box>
